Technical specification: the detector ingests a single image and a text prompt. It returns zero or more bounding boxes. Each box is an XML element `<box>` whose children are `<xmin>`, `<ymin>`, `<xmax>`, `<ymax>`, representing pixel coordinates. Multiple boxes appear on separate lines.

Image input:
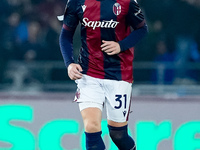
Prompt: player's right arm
<box><xmin>59</xmin><ymin>0</ymin><xmax>82</xmax><ymax>80</ymax></box>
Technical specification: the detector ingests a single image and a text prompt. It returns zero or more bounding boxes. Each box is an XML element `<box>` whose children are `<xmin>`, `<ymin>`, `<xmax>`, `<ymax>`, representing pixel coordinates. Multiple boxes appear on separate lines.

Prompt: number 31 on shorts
<box><xmin>114</xmin><ymin>94</ymin><xmax>127</xmax><ymax>109</ymax></box>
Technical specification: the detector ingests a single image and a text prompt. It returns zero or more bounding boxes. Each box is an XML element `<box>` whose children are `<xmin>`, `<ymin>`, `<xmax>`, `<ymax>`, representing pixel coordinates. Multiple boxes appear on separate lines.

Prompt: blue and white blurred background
<box><xmin>0</xmin><ymin>0</ymin><xmax>200</xmax><ymax>150</ymax></box>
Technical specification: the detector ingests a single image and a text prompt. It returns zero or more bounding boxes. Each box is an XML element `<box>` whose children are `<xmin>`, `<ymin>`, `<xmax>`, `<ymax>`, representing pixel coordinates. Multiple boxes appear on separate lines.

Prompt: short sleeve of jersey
<box><xmin>63</xmin><ymin>0</ymin><xmax>79</xmax><ymax>30</ymax></box>
<box><xmin>126</xmin><ymin>0</ymin><xmax>145</xmax><ymax>29</ymax></box>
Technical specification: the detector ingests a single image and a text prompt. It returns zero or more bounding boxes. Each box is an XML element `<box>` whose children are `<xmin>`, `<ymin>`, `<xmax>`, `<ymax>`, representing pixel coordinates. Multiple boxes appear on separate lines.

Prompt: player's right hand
<box><xmin>67</xmin><ymin>63</ymin><xmax>83</xmax><ymax>80</ymax></box>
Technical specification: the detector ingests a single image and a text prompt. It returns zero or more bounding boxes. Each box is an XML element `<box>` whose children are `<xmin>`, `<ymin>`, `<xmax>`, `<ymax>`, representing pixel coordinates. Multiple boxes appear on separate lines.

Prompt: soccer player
<box><xmin>59</xmin><ymin>0</ymin><xmax>148</xmax><ymax>149</ymax></box>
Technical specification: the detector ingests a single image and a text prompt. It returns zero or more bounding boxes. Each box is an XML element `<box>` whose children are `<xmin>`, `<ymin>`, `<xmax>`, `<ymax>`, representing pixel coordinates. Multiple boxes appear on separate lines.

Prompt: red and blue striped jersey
<box><xmin>63</xmin><ymin>0</ymin><xmax>145</xmax><ymax>83</ymax></box>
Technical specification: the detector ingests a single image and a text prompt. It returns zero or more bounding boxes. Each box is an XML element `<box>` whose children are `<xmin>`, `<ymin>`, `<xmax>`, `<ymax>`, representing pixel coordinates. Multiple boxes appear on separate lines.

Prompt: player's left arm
<box><xmin>118</xmin><ymin>0</ymin><xmax>148</xmax><ymax>52</ymax></box>
<box><xmin>101</xmin><ymin>0</ymin><xmax>148</xmax><ymax>55</ymax></box>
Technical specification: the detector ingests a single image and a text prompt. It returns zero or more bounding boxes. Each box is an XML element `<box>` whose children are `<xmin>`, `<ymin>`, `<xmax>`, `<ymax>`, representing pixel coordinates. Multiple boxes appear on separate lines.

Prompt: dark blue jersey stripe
<box><xmin>100</xmin><ymin>0</ymin><xmax>122</xmax><ymax>80</ymax></box>
<box><xmin>78</xmin><ymin>0</ymin><xmax>89</xmax><ymax>75</ymax></box>
<box><xmin>78</xmin><ymin>25</ymin><xmax>89</xmax><ymax>74</ymax></box>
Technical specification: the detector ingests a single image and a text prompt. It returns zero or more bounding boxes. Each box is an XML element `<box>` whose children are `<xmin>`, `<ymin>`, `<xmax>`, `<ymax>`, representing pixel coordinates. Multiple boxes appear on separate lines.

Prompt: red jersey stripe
<box><xmin>84</xmin><ymin>0</ymin><xmax>105</xmax><ymax>79</ymax></box>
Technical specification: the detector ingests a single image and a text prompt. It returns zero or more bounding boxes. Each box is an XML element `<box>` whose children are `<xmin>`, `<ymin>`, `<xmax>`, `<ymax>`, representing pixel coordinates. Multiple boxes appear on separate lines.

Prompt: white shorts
<box><xmin>74</xmin><ymin>75</ymin><xmax>132</xmax><ymax>122</ymax></box>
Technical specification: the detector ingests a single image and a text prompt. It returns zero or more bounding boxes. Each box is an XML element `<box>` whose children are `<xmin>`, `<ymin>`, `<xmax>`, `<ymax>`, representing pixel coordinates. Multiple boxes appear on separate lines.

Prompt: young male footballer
<box><xmin>59</xmin><ymin>0</ymin><xmax>148</xmax><ymax>149</ymax></box>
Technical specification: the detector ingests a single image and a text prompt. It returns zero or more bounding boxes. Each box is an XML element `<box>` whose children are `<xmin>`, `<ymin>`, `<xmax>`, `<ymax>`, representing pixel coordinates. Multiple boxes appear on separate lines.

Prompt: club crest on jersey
<box><xmin>113</xmin><ymin>3</ymin><xmax>121</xmax><ymax>16</ymax></box>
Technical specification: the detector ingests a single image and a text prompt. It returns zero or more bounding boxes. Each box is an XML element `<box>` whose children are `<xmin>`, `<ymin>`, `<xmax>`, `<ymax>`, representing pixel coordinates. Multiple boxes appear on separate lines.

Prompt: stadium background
<box><xmin>0</xmin><ymin>0</ymin><xmax>200</xmax><ymax>149</ymax></box>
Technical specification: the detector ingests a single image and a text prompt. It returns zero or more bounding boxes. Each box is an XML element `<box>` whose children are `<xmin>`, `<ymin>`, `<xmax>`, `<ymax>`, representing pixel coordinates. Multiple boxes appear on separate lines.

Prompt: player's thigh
<box><xmin>104</xmin><ymin>80</ymin><xmax>132</xmax><ymax>123</ymax></box>
<box><xmin>107</xmin><ymin>120</ymin><xmax>127</xmax><ymax>127</ymax></box>
<box><xmin>81</xmin><ymin>107</ymin><xmax>102</xmax><ymax>133</ymax></box>
<box><xmin>75</xmin><ymin>75</ymin><xmax>105</xmax><ymax>132</ymax></box>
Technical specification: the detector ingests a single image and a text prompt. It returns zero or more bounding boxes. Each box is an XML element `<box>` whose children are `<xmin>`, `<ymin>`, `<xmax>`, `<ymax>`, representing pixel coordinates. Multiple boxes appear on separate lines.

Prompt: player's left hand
<box><xmin>101</xmin><ymin>40</ymin><xmax>121</xmax><ymax>55</ymax></box>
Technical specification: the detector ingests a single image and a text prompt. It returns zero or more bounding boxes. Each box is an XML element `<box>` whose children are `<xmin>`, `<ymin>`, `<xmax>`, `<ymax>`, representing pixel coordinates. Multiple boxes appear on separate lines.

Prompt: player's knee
<box><xmin>109</xmin><ymin>128</ymin><xmax>124</xmax><ymax>141</ymax></box>
<box><xmin>108</xmin><ymin>125</ymin><xmax>136</xmax><ymax>150</ymax></box>
<box><xmin>84</xmin><ymin>120</ymin><xmax>101</xmax><ymax>133</ymax></box>
<box><xmin>108</xmin><ymin>124</ymin><xmax>127</xmax><ymax>141</ymax></box>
